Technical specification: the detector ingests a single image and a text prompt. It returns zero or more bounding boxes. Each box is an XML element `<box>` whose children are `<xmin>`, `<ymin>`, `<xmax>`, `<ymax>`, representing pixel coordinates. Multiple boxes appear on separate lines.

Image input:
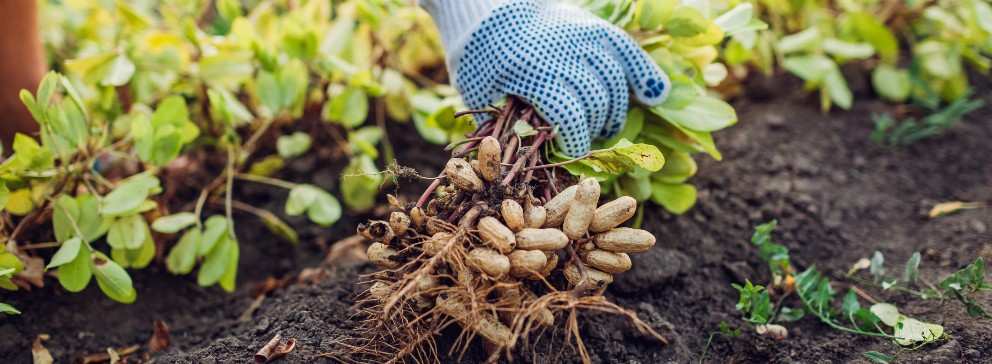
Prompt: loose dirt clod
<box><xmin>344</xmin><ymin>98</ymin><xmax>666</xmax><ymax>364</ymax></box>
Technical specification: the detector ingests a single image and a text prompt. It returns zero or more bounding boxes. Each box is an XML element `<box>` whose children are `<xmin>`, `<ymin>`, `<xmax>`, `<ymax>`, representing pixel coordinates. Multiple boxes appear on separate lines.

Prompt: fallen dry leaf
<box><xmin>928</xmin><ymin>201</ymin><xmax>986</xmax><ymax>218</ymax></box>
<box><xmin>254</xmin><ymin>333</ymin><xmax>296</xmax><ymax>363</ymax></box>
<box><xmin>13</xmin><ymin>253</ymin><xmax>45</xmax><ymax>290</ymax></box>
<box><xmin>79</xmin><ymin>344</ymin><xmax>140</xmax><ymax>363</ymax></box>
<box><xmin>238</xmin><ymin>295</ymin><xmax>267</xmax><ymax>323</ymax></box>
<box><xmin>847</xmin><ymin>257</ymin><xmax>872</xmax><ymax>276</ymax></box>
<box><xmin>32</xmin><ymin>334</ymin><xmax>53</xmax><ymax>364</ymax></box>
<box><xmin>324</xmin><ymin>235</ymin><xmax>368</xmax><ymax>267</ymax></box>
<box><xmin>149</xmin><ymin>320</ymin><xmax>171</xmax><ymax>353</ymax></box>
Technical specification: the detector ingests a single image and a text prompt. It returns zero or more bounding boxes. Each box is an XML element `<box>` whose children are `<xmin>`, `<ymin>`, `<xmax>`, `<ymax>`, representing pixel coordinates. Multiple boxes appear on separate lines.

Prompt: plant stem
<box><xmin>417</xmin><ymin>177</ymin><xmax>443</xmax><ymax>208</ymax></box>
<box><xmin>501</xmin><ymin>132</ymin><xmax>547</xmax><ymax>186</ymax></box>
<box><xmin>526</xmin><ymin>153</ymin><xmax>593</xmax><ymax>171</ymax></box>
<box><xmin>235</xmin><ymin>173</ymin><xmax>299</xmax><ymax>190</ymax></box>
<box><xmin>225</xmin><ymin>145</ymin><xmax>237</xmax><ymax>241</ymax></box>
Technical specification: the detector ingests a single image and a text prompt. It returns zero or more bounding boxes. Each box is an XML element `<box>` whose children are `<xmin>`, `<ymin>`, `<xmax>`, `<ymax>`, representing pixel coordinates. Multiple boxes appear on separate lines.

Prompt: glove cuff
<box><xmin>418</xmin><ymin>0</ymin><xmax>507</xmax><ymax>56</ymax></box>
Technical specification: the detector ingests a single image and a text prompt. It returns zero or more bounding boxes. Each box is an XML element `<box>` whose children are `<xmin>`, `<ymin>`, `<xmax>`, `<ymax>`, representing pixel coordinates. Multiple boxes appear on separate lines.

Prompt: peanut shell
<box><xmin>466</xmin><ymin>247</ymin><xmax>510</xmax><ymax>277</ymax></box>
<box><xmin>588</xmin><ymin>196</ymin><xmax>637</xmax><ymax>233</ymax></box>
<box><xmin>478</xmin><ymin>136</ymin><xmax>501</xmax><ymax>182</ymax></box>
<box><xmin>478</xmin><ymin>216</ymin><xmax>516</xmax><ymax>253</ymax></box>
<box><xmin>562</xmin><ymin>178</ymin><xmax>600</xmax><ymax>239</ymax></box>
<box><xmin>445</xmin><ymin>158</ymin><xmax>484</xmax><ymax>192</ymax></box>
<box><xmin>562</xmin><ymin>263</ymin><xmax>613</xmax><ymax>287</ymax></box>
<box><xmin>514</xmin><ymin>228</ymin><xmax>569</xmax><ymax>251</ymax></box>
<box><xmin>594</xmin><ymin>227</ymin><xmax>656</xmax><ymax>253</ymax></box>
<box><xmin>582</xmin><ymin>249</ymin><xmax>632</xmax><ymax>274</ymax></box>
<box><xmin>542</xmin><ymin>185</ymin><xmax>578</xmax><ymax>228</ymax></box>
<box><xmin>508</xmin><ymin>250</ymin><xmax>548</xmax><ymax>278</ymax></box>
<box><xmin>368</xmin><ymin>242</ymin><xmax>401</xmax><ymax>269</ymax></box>
<box><xmin>501</xmin><ymin>199</ymin><xmax>525</xmax><ymax>232</ymax></box>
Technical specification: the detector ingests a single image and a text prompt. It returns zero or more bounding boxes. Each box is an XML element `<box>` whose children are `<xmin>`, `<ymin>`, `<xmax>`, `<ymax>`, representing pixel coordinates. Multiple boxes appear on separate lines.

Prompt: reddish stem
<box><xmin>416</xmin><ymin>177</ymin><xmax>442</xmax><ymax>208</ymax></box>
<box><xmin>501</xmin><ymin>132</ymin><xmax>547</xmax><ymax>186</ymax></box>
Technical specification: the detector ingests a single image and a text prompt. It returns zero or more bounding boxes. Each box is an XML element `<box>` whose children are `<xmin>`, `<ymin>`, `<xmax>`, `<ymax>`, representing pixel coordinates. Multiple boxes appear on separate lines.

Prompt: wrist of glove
<box><xmin>421</xmin><ymin>0</ymin><xmax>671</xmax><ymax>157</ymax></box>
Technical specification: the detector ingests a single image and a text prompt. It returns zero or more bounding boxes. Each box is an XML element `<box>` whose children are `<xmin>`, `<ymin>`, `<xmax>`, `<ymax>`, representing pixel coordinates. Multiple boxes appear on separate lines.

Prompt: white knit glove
<box><xmin>419</xmin><ymin>0</ymin><xmax>671</xmax><ymax>157</ymax></box>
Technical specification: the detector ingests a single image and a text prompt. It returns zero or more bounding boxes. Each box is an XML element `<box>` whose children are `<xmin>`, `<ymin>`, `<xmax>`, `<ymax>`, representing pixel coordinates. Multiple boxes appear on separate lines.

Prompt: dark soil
<box><xmin>2</xmin><ymin>77</ymin><xmax>991</xmax><ymax>363</ymax></box>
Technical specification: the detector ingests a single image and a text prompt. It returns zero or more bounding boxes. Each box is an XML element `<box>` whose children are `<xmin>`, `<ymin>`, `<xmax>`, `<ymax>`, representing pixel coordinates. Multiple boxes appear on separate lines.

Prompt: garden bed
<box><xmin>2</xmin><ymin>78</ymin><xmax>990</xmax><ymax>363</ymax></box>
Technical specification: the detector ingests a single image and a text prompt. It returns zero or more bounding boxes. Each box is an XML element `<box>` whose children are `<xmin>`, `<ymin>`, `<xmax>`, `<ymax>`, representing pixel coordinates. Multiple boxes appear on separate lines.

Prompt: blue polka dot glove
<box><xmin>418</xmin><ymin>0</ymin><xmax>671</xmax><ymax>157</ymax></box>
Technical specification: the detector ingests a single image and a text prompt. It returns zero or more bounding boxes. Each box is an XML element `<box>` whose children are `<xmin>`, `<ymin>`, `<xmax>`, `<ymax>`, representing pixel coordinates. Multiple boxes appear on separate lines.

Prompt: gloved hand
<box><xmin>419</xmin><ymin>0</ymin><xmax>671</xmax><ymax>157</ymax></box>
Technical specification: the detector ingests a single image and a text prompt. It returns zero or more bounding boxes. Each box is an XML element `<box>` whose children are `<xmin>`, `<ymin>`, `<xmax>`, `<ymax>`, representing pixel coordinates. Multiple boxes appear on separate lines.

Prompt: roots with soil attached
<box><xmin>339</xmin><ymin>97</ymin><xmax>668</xmax><ymax>363</ymax></box>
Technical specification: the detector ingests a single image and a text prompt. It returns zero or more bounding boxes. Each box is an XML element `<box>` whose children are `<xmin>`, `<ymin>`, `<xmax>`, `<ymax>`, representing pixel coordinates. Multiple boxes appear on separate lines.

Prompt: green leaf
<box><xmin>904</xmin><ymin>252</ymin><xmax>921</xmax><ymax>284</ymax></box>
<box><xmin>308</xmin><ymin>186</ymin><xmax>344</xmax><ymax>226</ymax></box>
<box><xmin>126</xmin><ymin>233</ymin><xmax>156</xmax><ymax>269</ymax></box>
<box><xmin>778</xmin><ymin>27</ymin><xmax>820</xmax><ymax>54</ymax></box>
<box><xmin>152</xmin><ymin>212</ymin><xmax>198</xmax><ymax>234</ymax></box>
<box><xmin>655</xmin><ymin>150</ymin><xmax>697</xmax><ymax>184</ymax></box>
<box><xmin>0</xmin><ymin>302</ymin><xmax>19</xmax><ymax>315</ymax></box>
<box><xmin>52</xmin><ymin>195</ymin><xmax>80</xmax><ymax>243</ymax></box>
<box><xmin>256</xmin><ymin>70</ymin><xmax>281</xmax><ymax>114</ymax></box>
<box><xmin>198</xmin><ymin>237</ymin><xmax>232</xmax><ymax>287</ymax></box>
<box><xmin>778</xmin><ymin>306</ymin><xmax>805</xmax><ymax>322</ymax></box>
<box><xmin>326</xmin><ymin>87</ymin><xmax>369</xmax><ymax>128</ymax></box>
<box><xmin>849</xmin><ymin>11</ymin><xmax>898</xmax><ymax>63</ymax></box>
<box><xmin>894</xmin><ymin>317</ymin><xmax>944</xmax><ymax>346</ymax></box>
<box><xmin>665</xmin><ymin>6</ymin><xmax>709</xmax><ymax>37</ymax></box>
<box><xmin>870</xmin><ymin>251</ymin><xmax>885</xmax><ymax>280</ymax></box>
<box><xmin>47</xmin><ymin>237</ymin><xmax>82</xmax><ymax>269</ymax></box>
<box><xmin>167</xmin><ymin>228</ymin><xmax>200</xmax><ymax>275</ymax></box>
<box><xmin>107</xmin><ymin>215</ymin><xmax>149</xmax><ymax>250</ymax></box>
<box><xmin>340</xmin><ymin>154</ymin><xmax>382</xmax><ymax>212</ymax></box>
<box><xmin>216</xmin><ymin>0</ymin><xmax>242</xmax><ymax>21</ymax></box>
<box><xmin>870</xmin><ymin>303</ymin><xmax>901</xmax><ymax>326</ymax></box>
<box><xmin>276</xmin><ymin>132</ymin><xmax>312</xmax><ymax>158</ymax></box>
<box><xmin>100</xmin><ymin>54</ymin><xmax>136</xmax><ymax>87</ymax></box>
<box><xmin>92</xmin><ymin>254</ymin><xmax>136</xmax><ymax>303</ymax></box>
<box><xmin>872</xmin><ymin>65</ymin><xmax>912</xmax><ymax>102</ymax></box>
<box><xmin>219</xmin><ymin>239</ymin><xmax>239</xmax><ymax>292</ymax></box>
<box><xmin>614</xmin><ymin>140</ymin><xmax>666</xmax><ymax>171</ymax></box>
<box><xmin>74</xmin><ymin>195</ymin><xmax>111</xmax><ymax>242</ymax></box>
<box><xmin>57</xmin><ymin>244</ymin><xmax>91</xmax><ymax>292</ymax></box>
<box><xmin>603</xmin><ymin>108</ymin><xmax>644</xmax><ymax>147</ymax></box>
<box><xmin>102</xmin><ymin>175</ymin><xmax>160</xmax><ymax>217</ymax></box>
<box><xmin>619</xmin><ymin>174</ymin><xmax>652</xmax><ymax>202</ymax></box>
<box><xmin>822</xmin><ymin>39</ymin><xmax>875</xmax><ymax>59</ymax></box>
<box><xmin>863</xmin><ymin>351</ymin><xmax>893</xmax><ymax>364</ymax></box>
<box><xmin>259</xmin><ymin>210</ymin><xmax>299</xmax><ymax>245</ymax></box>
<box><xmin>713</xmin><ymin>3</ymin><xmax>753</xmax><ymax>34</ymax></box>
<box><xmin>842</xmin><ymin>289</ymin><xmax>861</xmax><ymax>318</ymax></box>
<box><xmin>650</xmin><ymin>182</ymin><xmax>697</xmax><ymax>214</ymax></box>
<box><xmin>652</xmin><ymin>95</ymin><xmax>737</xmax><ymax>131</ymax></box>
<box><xmin>637</xmin><ymin>0</ymin><xmax>676</xmax><ymax>29</ymax></box>
<box><xmin>199</xmin><ymin>215</ymin><xmax>229</xmax><ymax>257</ymax></box>
<box><xmin>512</xmin><ymin>120</ymin><xmax>538</xmax><ymax>138</ymax></box>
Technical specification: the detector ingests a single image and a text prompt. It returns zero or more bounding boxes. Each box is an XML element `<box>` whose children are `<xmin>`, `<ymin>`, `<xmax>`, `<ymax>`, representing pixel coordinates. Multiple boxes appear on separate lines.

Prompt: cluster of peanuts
<box><xmin>362</xmin><ymin>136</ymin><xmax>656</xmax><ymax>293</ymax></box>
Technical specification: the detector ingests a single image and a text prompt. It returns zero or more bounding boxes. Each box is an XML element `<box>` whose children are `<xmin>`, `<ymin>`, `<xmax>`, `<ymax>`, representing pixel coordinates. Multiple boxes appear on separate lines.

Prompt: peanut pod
<box><xmin>524</xmin><ymin>204</ymin><xmax>546</xmax><ymax>229</ymax></box>
<box><xmin>436</xmin><ymin>295</ymin><xmax>512</xmax><ymax>346</ymax></box>
<box><xmin>389</xmin><ymin>212</ymin><xmax>411</xmax><ymax>235</ymax></box>
<box><xmin>538</xmin><ymin>252</ymin><xmax>558</xmax><ymax>278</ymax></box>
<box><xmin>423</xmin><ymin>232</ymin><xmax>450</xmax><ymax>255</ymax></box>
<box><xmin>542</xmin><ymin>185</ymin><xmax>578</xmax><ymax>228</ymax></box>
<box><xmin>501</xmin><ymin>199</ymin><xmax>525</xmax><ymax>232</ymax></box>
<box><xmin>410</xmin><ymin>206</ymin><xmax>427</xmax><ymax>228</ymax></box>
<box><xmin>478</xmin><ymin>217</ymin><xmax>516</xmax><ymax>254</ymax></box>
<box><xmin>445</xmin><ymin>158</ymin><xmax>484</xmax><ymax>192</ymax></box>
<box><xmin>581</xmin><ymin>249</ymin><xmax>632</xmax><ymax>274</ymax></box>
<box><xmin>368</xmin><ymin>242</ymin><xmax>401</xmax><ymax>269</ymax></box>
<box><xmin>358</xmin><ymin>220</ymin><xmax>394</xmax><ymax>244</ymax></box>
<box><xmin>563</xmin><ymin>178</ymin><xmax>601</xmax><ymax>240</ymax></box>
<box><xmin>369</xmin><ymin>281</ymin><xmax>392</xmax><ymax>301</ymax></box>
<box><xmin>466</xmin><ymin>247</ymin><xmax>510</xmax><ymax>277</ymax></box>
<box><xmin>514</xmin><ymin>228</ymin><xmax>569</xmax><ymax>251</ymax></box>
<box><xmin>563</xmin><ymin>263</ymin><xmax>613</xmax><ymax>287</ymax></box>
<box><xmin>588</xmin><ymin>196</ymin><xmax>637</xmax><ymax>233</ymax></box>
<box><xmin>508</xmin><ymin>250</ymin><xmax>548</xmax><ymax>278</ymax></box>
<box><xmin>478</xmin><ymin>136</ymin><xmax>502</xmax><ymax>182</ymax></box>
<box><xmin>594</xmin><ymin>227</ymin><xmax>656</xmax><ymax>253</ymax></box>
